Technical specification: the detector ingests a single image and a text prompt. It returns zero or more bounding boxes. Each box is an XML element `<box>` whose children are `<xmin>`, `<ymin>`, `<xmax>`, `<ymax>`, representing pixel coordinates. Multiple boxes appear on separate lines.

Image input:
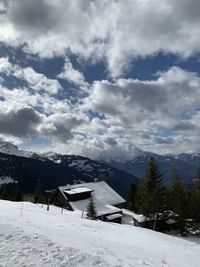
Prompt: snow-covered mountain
<box><xmin>41</xmin><ymin>149</ymin><xmax>200</xmax><ymax>182</ymax></box>
<box><xmin>1</xmin><ymin>140</ymin><xmax>200</xmax><ymax>185</ymax></box>
<box><xmin>1</xmin><ymin>199</ymin><xmax>200</xmax><ymax>266</ymax></box>
<box><xmin>0</xmin><ymin>147</ymin><xmax>138</xmax><ymax>197</ymax></box>
<box><xmin>0</xmin><ymin>141</ymin><xmax>33</xmax><ymax>157</ymax></box>
<box><xmin>101</xmin><ymin>152</ymin><xmax>200</xmax><ymax>181</ymax></box>
<box><xmin>97</xmin><ymin>147</ymin><xmax>151</xmax><ymax>163</ymax></box>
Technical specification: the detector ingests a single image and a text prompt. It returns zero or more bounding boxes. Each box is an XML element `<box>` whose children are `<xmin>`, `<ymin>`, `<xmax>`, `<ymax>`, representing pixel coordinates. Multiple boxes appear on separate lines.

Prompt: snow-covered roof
<box><xmin>105</xmin><ymin>205</ymin><xmax>122</xmax><ymax>213</ymax></box>
<box><xmin>122</xmin><ymin>209</ymin><xmax>146</xmax><ymax>223</ymax></box>
<box><xmin>59</xmin><ymin>181</ymin><xmax>125</xmax><ymax>205</ymax></box>
<box><xmin>63</xmin><ymin>187</ymin><xmax>93</xmax><ymax>195</ymax></box>
<box><xmin>69</xmin><ymin>198</ymin><xmax>118</xmax><ymax>217</ymax></box>
<box><xmin>106</xmin><ymin>213</ymin><xmax>123</xmax><ymax>221</ymax></box>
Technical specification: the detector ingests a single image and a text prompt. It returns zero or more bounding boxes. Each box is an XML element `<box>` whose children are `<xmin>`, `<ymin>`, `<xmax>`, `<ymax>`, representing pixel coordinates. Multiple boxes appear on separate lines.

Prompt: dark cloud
<box><xmin>0</xmin><ymin>0</ymin><xmax>7</xmax><ymax>15</ymax></box>
<box><xmin>47</xmin><ymin>117</ymin><xmax>85</xmax><ymax>142</ymax></box>
<box><xmin>8</xmin><ymin>0</ymin><xmax>58</xmax><ymax>34</ymax></box>
<box><xmin>124</xmin><ymin>82</ymin><xmax>167</xmax><ymax>113</ymax></box>
<box><xmin>154</xmin><ymin>137</ymin><xmax>174</xmax><ymax>145</ymax></box>
<box><xmin>172</xmin><ymin>121</ymin><xmax>196</xmax><ymax>131</ymax></box>
<box><xmin>0</xmin><ymin>108</ymin><xmax>42</xmax><ymax>137</ymax></box>
<box><xmin>89</xmin><ymin>80</ymin><xmax>168</xmax><ymax>120</ymax></box>
<box><xmin>0</xmin><ymin>9</ymin><xmax>6</xmax><ymax>15</ymax></box>
<box><xmin>174</xmin><ymin>0</ymin><xmax>200</xmax><ymax>23</ymax></box>
<box><xmin>104</xmin><ymin>138</ymin><xmax>118</xmax><ymax>146</ymax></box>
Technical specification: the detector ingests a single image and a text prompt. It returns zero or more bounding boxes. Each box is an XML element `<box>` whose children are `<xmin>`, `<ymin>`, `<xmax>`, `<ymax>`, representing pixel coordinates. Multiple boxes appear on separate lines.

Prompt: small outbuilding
<box><xmin>54</xmin><ymin>181</ymin><xmax>126</xmax><ymax>223</ymax></box>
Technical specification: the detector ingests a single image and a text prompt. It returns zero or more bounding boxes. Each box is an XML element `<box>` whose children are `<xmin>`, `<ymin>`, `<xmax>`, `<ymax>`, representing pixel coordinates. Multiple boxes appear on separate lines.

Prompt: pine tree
<box><xmin>136</xmin><ymin>178</ymin><xmax>150</xmax><ymax>215</ymax></box>
<box><xmin>127</xmin><ymin>180</ymin><xmax>137</xmax><ymax>211</ymax></box>
<box><xmin>10</xmin><ymin>185</ymin><xmax>22</xmax><ymax>201</ymax></box>
<box><xmin>86</xmin><ymin>195</ymin><xmax>97</xmax><ymax>220</ymax></box>
<box><xmin>33</xmin><ymin>181</ymin><xmax>43</xmax><ymax>203</ymax></box>
<box><xmin>169</xmin><ymin>168</ymin><xmax>188</xmax><ymax>219</ymax></box>
<box><xmin>136</xmin><ymin>157</ymin><xmax>167</xmax><ymax>229</ymax></box>
<box><xmin>0</xmin><ymin>184</ymin><xmax>9</xmax><ymax>200</ymax></box>
<box><xmin>190</xmin><ymin>169</ymin><xmax>200</xmax><ymax>225</ymax></box>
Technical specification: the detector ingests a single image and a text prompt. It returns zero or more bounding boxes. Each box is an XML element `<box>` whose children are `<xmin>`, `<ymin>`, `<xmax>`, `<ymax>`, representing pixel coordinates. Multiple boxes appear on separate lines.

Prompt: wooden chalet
<box><xmin>53</xmin><ymin>181</ymin><xmax>126</xmax><ymax>223</ymax></box>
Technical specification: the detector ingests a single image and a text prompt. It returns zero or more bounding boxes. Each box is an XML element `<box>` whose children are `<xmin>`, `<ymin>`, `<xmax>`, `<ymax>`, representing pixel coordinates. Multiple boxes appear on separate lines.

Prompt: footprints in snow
<box><xmin>0</xmin><ymin>227</ymin><xmax>110</xmax><ymax>266</ymax></box>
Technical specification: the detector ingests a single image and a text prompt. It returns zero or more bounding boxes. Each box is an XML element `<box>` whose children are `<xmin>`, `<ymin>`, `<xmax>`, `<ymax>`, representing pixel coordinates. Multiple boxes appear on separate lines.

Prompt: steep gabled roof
<box><xmin>59</xmin><ymin>181</ymin><xmax>125</xmax><ymax>206</ymax></box>
<box><xmin>69</xmin><ymin>197</ymin><xmax>110</xmax><ymax>216</ymax></box>
<box><xmin>69</xmin><ymin>197</ymin><xmax>122</xmax><ymax>217</ymax></box>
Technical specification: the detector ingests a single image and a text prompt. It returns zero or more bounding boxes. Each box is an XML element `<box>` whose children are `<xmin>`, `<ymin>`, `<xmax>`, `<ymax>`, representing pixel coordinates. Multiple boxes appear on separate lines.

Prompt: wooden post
<box><xmin>20</xmin><ymin>202</ymin><xmax>24</xmax><ymax>217</ymax></box>
<box><xmin>153</xmin><ymin>214</ymin><xmax>157</xmax><ymax>231</ymax></box>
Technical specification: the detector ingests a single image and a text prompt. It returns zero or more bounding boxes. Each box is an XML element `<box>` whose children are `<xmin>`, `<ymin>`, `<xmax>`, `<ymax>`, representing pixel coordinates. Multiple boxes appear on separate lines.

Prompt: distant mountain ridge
<box><xmin>0</xmin><ymin>141</ymin><xmax>32</xmax><ymax>157</ymax></box>
<box><xmin>102</xmin><ymin>152</ymin><xmax>200</xmax><ymax>182</ymax></box>
<box><xmin>0</xmin><ymin>142</ymin><xmax>138</xmax><ymax>197</ymax></box>
<box><xmin>0</xmin><ymin>141</ymin><xmax>200</xmax><ymax>195</ymax></box>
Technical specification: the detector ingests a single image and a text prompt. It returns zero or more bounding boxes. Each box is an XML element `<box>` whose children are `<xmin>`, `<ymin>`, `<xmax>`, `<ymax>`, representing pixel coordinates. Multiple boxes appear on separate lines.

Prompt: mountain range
<box><xmin>0</xmin><ymin>142</ymin><xmax>138</xmax><ymax>197</ymax></box>
<box><xmin>102</xmin><ymin>152</ymin><xmax>200</xmax><ymax>182</ymax></box>
<box><xmin>0</xmin><ymin>141</ymin><xmax>199</xmax><ymax>197</ymax></box>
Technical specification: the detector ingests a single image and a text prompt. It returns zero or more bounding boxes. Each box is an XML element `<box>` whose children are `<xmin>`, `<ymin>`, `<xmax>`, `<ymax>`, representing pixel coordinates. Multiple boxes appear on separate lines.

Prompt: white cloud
<box><xmin>2</xmin><ymin>1</ymin><xmax>200</xmax><ymax>157</ymax></box>
<box><xmin>0</xmin><ymin>59</ymin><xmax>86</xmax><ymax>143</ymax></box>
<box><xmin>15</xmin><ymin>67</ymin><xmax>62</xmax><ymax>95</ymax></box>
<box><xmin>58</xmin><ymin>58</ymin><xmax>86</xmax><ymax>87</ymax></box>
<box><xmin>77</xmin><ymin>67</ymin><xmax>200</xmax><ymax>156</ymax></box>
<box><xmin>1</xmin><ymin>63</ymin><xmax>200</xmax><ymax>156</ymax></box>
<box><xmin>85</xmin><ymin>67</ymin><xmax>200</xmax><ymax>121</ymax></box>
<box><xmin>0</xmin><ymin>57</ymin><xmax>12</xmax><ymax>74</ymax></box>
<box><xmin>0</xmin><ymin>57</ymin><xmax>62</xmax><ymax>95</ymax></box>
<box><xmin>1</xmin><ymin>0</ymin><xmax>200</xmax><ymax>77</ymax></box>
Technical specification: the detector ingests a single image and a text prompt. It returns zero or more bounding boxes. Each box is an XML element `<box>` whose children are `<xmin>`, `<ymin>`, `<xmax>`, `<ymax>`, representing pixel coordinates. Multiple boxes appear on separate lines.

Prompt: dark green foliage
<box><xmin>86</xmin><ymin>195</ymin><xmax>97</xmax><ymax>220</ymax></box>
<box><xmin>136</xmin><ymin>157</ymin><xmax>166</xmax><ymax>217</ymax></box>
<box><xmin>169</xmin><ymin>168</ymin><xmax>188</xmax><ymax>220</ymax></box>
<box><xmin>190</xmin><ymin>169</ymin><xmax>200</xmax><ymax>225</ymax></box>
<box><xmin>11</xmin><ymin>185</ymin><xmax>22</xmax><ymax>201</ymax></box>
<box><xmin>167</xmin><ymin>169</ymin><xmax>189</xmax><ymax>234</ymax></box>
<box><xmin>136</xmin><ymin>157</ymin><xmax>167</xmax><ymax>230</ymax></box>
<box><xmin>130</xmin><ymin>159</ymin><xmax>200</xmax><ymax>233</ymax></box>
<box><xmin>135</xmin><ymin>178</ymin><xmax>150</xmax><ymax>215</ymax></box>
<box><xmin>0</xmin><ymin>184</ymin><xmax>22</xmax><ymax>201</ymax></box>
<box><xmin>33</xmin><ymin>181</ymin><xmax>43</xmax><ymax>203</ymax></box>
<box><xmin>127</xmin><ymin>180</ymin><xmax>137</xmax><ymax>211</ymax></box>
<box><xmin>0</xmin><ymin>184</ymin><xmax>9</xmax><ymax>199</ymax></box>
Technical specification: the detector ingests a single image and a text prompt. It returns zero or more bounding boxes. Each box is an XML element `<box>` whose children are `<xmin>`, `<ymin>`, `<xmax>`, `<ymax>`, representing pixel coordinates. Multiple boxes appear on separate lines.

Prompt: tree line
<box><xmin>127</xmin><ymin>157</ymin><xmax>200</xmax><ymax>234</ymax></box>
<box><xmin>0</xmin><ymin>181</ymin><xmax>50</xmax><ymax>204</ymax></box>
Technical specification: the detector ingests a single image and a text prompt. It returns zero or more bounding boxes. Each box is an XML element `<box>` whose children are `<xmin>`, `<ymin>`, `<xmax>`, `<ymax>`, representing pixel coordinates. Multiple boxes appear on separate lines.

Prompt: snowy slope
<box><xmin>0</xmin><ymin>200</ymin><xmax>200</xmax><ymax>267</ymax></box>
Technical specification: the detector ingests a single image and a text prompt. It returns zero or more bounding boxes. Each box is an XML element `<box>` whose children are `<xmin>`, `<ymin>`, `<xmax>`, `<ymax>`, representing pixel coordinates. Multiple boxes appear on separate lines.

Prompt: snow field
<box><xmin>0</xmin><ymin>200</ymin><xmax>200</xmax><ymax>267</ymax></box>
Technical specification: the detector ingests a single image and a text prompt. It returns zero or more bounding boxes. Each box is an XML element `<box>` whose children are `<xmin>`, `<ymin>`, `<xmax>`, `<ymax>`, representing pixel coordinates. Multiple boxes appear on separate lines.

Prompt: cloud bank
<box><xmin>1</xmin><ymin>0</ymin><xmax>200</xmax><ymax>77</ymax></box>
<box><xmin>0</xmin><ymin>1</ymin><xmax>200</xmax><ymax>158</ymax></box>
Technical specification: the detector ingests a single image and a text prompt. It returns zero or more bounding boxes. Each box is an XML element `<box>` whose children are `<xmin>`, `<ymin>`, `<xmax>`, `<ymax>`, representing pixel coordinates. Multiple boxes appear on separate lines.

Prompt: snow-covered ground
<box><xmin>0</xmin><ymin>200</ymin><xmax>200</xmax><ymax>267</ymax></box>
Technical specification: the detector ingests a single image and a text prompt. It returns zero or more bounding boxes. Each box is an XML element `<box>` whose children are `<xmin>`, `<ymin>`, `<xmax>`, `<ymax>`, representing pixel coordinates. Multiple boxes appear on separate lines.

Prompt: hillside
<box><xmin>0</xmin><ymin>200</ymin><xmax>200</xmax><ymax>266</ymax></box>
<box><xmin>1</xmin><ymin>140</ymin><xmax>200</xmax><ymax>194</ymax></box>
<box><xmin>0</xmin><ymin>151</ymin><xmax>138</xmax><ymax>197</ymax></box>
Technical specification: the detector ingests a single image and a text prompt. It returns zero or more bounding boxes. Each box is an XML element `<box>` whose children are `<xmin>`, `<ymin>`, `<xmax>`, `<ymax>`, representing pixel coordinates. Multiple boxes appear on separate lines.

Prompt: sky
<box><xmin>0</xmin><ymin>0</ymin><xmax>200</xmax><ymax>159</ymax></box>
